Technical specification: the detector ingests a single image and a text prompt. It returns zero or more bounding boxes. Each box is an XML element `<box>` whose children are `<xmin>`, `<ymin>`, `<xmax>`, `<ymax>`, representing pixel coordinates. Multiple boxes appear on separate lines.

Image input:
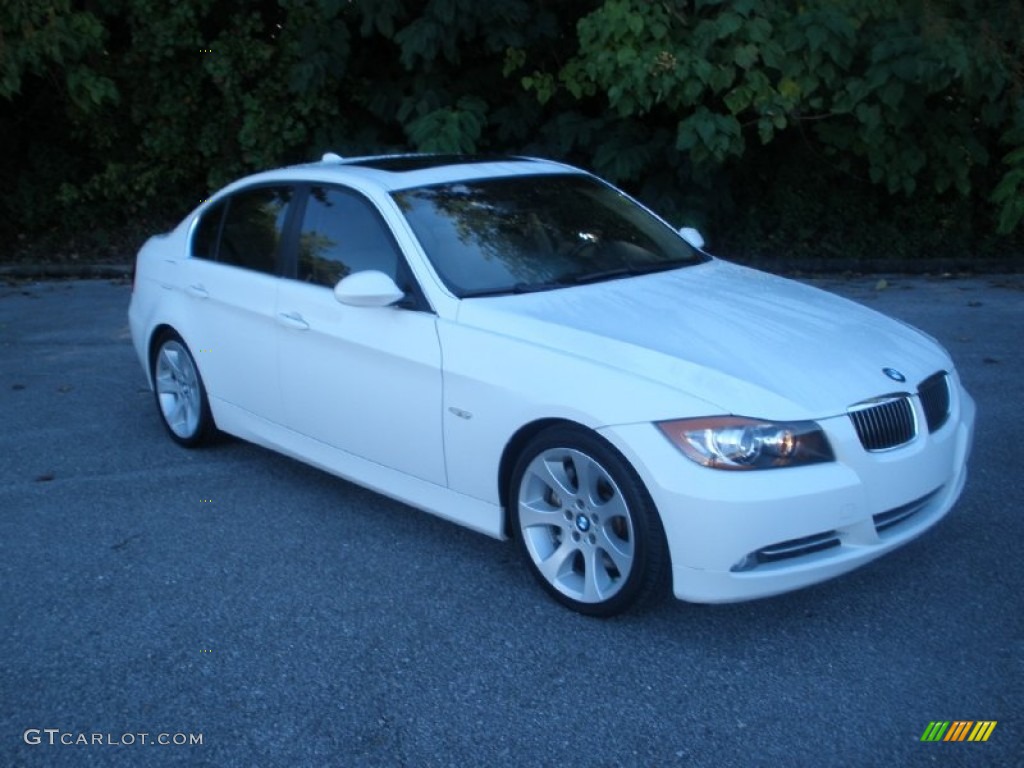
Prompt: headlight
<box><xmin>656</xmin><ymin>416</ymin><xmax>834</xmax><ymax>470</ymax></box>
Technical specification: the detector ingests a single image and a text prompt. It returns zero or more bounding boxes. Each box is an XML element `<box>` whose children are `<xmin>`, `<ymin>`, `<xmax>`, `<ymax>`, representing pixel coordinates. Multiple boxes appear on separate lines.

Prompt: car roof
<box><xmin>227</xmin><ymin>153</ymin><xmax>585</xmax><ymax>195</ymax></box>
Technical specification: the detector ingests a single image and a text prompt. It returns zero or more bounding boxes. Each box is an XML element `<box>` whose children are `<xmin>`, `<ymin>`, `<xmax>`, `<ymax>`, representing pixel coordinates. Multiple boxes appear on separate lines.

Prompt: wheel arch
<box><xmin>147</xmin><ymin>323</ymin><xmax>180</xmax><ymax>383</ymax></box>
<box><xmin>498</xmin><ymin>417</ymin><xmax>598</xmax><ymax>538</ymax></box>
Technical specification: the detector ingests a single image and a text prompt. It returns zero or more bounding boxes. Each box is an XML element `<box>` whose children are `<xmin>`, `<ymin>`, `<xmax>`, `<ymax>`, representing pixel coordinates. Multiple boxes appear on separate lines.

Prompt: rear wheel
<box><xmin>151</xmin><ymin>331</ymin><xmax>215</xmax><ymax>447</ymax></box>
<box><xmin>509</xmin><ymin>425</ymin><xmax>669</xmax><ymax>616</ymax></box>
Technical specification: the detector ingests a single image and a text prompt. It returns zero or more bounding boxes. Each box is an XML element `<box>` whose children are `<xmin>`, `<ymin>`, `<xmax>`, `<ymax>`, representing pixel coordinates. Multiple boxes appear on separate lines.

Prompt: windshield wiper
<box><xmin>459</xmin><ymin>281</ymin><xmax>566</xmax><ymax>298</ymax></box>
<box><xmin>566</xmin><ymin>261</ymin><xmax>686</xmax><ymax>285</ymax></box>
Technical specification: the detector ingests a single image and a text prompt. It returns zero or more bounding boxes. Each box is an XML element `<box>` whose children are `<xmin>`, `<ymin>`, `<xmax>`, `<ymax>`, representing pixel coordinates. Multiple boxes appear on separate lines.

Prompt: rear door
<box><xmin>183</xmin><ymin>185</ymin><xmax>293</xmax><ymax>421</ymax></box>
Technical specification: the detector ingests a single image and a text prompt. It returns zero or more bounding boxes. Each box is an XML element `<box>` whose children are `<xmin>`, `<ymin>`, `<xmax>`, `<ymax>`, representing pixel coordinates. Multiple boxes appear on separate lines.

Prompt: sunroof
<box><xmin>345</xmin><ymin>154</ymin><xmax>523</xmax><ymax>172</ymax></box>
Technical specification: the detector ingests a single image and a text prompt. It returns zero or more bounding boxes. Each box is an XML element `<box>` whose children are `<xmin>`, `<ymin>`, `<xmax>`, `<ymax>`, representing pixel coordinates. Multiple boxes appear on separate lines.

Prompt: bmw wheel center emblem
<box><xmin>883</xmin><ymin>367</ymin><xmax>906</xmax><ymax>383</ymax></box>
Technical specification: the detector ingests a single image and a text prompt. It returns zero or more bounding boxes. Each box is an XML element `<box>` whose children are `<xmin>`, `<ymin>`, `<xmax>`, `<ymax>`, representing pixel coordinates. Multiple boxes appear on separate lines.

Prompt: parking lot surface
<box><xmin>1</xmin><ymin>274</ymin><xmax>1021</xmax><ymax>767</ymax></box>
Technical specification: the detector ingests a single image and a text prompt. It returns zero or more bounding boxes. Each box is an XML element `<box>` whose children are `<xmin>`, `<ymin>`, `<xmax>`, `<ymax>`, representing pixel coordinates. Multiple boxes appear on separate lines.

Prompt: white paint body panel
<box><xmin>458</xmin><ymin>260</ymin><xmax>953</xmax><ymax>421</ymax></box>
<box><xmin>275</xmin><ymin>279</ymin><xmax>446</xmax><ymax>485</ymax></box>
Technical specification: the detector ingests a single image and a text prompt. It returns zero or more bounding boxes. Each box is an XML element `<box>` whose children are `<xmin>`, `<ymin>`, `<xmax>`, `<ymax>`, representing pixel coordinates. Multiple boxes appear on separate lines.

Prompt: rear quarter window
<box><xmin>191</xmin><ymin>201</ymin><xmax>226</xmax><ymax>260</ymax></box>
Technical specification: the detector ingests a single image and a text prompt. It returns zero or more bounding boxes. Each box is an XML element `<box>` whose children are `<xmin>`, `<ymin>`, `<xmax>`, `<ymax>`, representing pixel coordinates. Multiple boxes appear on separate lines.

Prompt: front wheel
<box><xmin>509</xmin><ymin>425</ymin><xmax>669</xmax><ymax>616</ymax></box>
<box><xmin>151</xmin><ymin>331</ymin><xmax>215</xmax><ymax>447</ymax></box>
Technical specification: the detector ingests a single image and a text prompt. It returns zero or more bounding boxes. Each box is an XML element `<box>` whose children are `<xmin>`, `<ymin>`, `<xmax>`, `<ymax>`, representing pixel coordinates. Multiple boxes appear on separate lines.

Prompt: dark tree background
<box><xmin>1</xmin><ymin>0</ymin><xmax>1022</xmax><ymax>266</ymax></box>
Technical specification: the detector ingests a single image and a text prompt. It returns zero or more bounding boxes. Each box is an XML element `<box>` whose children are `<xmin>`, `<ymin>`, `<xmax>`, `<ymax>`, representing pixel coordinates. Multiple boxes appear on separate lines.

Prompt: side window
<box><xmin>192</xmin><ymin>200</ymin><xmax>226</xmax><ymax>260</ymax></box>
<box><xmin>219</xmin><ymin>187</ymin><xmax>292</xmax><ymax>275</ymax></box>
<box><xmin>297</xmin><ymin>186</ymin><xmax>402</xmax><ymax>287</ymax></box>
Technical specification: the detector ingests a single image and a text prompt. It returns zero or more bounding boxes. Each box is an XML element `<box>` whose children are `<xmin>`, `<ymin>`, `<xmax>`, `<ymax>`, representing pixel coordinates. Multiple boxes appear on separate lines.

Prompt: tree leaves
<box><xmin>528</xmin><ymin>0</ymin><xmax>1024</xmax><ymax>235</ymax></box>
<box><xmin>0</xmin><ymin>0</ymin><xmax>1022</xmax><ymax>253</ymax></box>
<box><xmin>407</xmin><ymin>97</ymin><xmax>487</xmax><ymax>153</ymax></box>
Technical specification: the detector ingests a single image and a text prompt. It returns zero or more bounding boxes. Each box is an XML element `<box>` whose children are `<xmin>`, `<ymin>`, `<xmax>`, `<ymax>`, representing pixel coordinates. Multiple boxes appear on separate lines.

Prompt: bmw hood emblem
<box><xmin>882</xmin><ymin>367</ymin><xmax>906</xmax><ymax>383</ymax></box>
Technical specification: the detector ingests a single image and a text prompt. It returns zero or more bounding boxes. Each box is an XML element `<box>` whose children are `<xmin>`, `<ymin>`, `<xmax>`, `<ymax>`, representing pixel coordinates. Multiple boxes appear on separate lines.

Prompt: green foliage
<box><xmin>0</xmin><ymin>0</ymin><xmax>1021</xmax><ymax>263</ymax></box>
<box><xmin>407</xmin><ymin>96</ymin><xmax>488</xmax><ymax>153</ymax></box>
<box><xmin>0</xmin><ymin>1</ymin><xmax>110</xmax><ymax>101</ymax></box>
<box><xmin>992</xmin><ymin>118</ymin><xmax>1024</xmax><ymax>234</ymax></box>
<box><xmin>528</xmin><ymin>0</ymin><xmax>1024</xmax><ymax>236</ymax></box>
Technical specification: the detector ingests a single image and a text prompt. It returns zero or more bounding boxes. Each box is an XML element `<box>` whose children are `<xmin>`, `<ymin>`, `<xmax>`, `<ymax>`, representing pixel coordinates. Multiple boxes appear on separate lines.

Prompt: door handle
<box><xmin>277</xmin><ymin>311</ymin><xmax>309</xmax><ymax>331</ymax></box>
<box><xmin>186</xmin><ymin>283</ymin><xmax>209</xmax><ymax>299</ymax></box>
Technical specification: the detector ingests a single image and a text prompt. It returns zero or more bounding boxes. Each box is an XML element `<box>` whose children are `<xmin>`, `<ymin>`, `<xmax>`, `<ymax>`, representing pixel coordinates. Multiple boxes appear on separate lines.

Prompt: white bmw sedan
<box><xmin>129</xmin><ymin>153</ymin><xmax>975</xmax><ymax>615</ymax></box>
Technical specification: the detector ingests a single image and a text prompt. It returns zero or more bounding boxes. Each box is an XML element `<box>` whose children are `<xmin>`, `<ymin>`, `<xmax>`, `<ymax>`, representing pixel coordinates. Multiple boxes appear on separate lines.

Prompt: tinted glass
<box><xmin>297</xmin><ymin>186</ymin><xmax>401</xmax><ymax>287</ymax></box>
<box><xmin>392</xmin><ymin>174</ymin><xmax>706</xmax><ymax>297</ymax></box>
<box><xmin>192</xmin><ymin>200</ymin><xmax>225</xmax><ymax>260</ymax></box>
<box><xmin>219</xmin><ymin>187</ymin><xmax>292</xmax><ymax>274</ymax></box>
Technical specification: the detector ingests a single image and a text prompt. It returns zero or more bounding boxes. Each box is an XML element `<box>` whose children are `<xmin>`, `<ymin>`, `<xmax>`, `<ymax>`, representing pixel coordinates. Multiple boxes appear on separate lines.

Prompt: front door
<box><xmin>274</xmin><ymin>184</ymin><xmax>445</xmax><ymax>485</ymax></box>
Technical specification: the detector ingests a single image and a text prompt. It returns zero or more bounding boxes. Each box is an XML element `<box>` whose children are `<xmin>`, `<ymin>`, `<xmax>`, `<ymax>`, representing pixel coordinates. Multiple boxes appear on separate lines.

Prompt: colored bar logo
<box><xmin>920</xmin><ymin>721</ymin><xmax>997</xmax><ymax>742</ymax></box>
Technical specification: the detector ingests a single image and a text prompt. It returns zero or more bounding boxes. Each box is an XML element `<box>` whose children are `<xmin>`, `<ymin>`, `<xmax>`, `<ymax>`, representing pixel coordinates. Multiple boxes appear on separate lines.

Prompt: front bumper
<box><xmin>599</xmin><ymin>380</ymin><xmax>976</xmax><ymax>603</ymax></box>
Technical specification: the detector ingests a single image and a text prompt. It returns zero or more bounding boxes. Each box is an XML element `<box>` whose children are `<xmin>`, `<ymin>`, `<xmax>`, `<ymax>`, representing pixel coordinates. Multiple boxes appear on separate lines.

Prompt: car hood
<box><xmin>455</xmin><ymin>259</ymin><xmax>953</xmax><ymax>421</ymax></box>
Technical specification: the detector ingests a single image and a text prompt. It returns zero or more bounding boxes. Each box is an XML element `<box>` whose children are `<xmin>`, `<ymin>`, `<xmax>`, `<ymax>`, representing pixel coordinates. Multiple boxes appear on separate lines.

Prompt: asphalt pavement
<box><xmin>1</xmin><ymin>273</ymin><xmax>1021</xmax><ymax>767</ymax></box>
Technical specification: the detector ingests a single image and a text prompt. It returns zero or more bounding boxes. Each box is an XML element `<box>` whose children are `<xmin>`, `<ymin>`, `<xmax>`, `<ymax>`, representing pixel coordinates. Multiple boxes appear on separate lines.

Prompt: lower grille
<box><xmin>757</xmin><ymin>531</ymin><xmax>841</xmax><ymax>562</ymax></box>
<box><xmin>849</xmin><ymin>395</ymin><xmax>916</xmax><ymax>451</ymax></box>
<box><xmin>731</xmin><ymin>530</ymin><xmax>841</xmax><ymax>571</ymax></box>
<box><xmin>873</xmin><ymin>488</ymin><xmax>941</xmax><ymax>533</ymax></box>
<box><xmin>732</xmin><ymin>488</ymin><xmax>945</xmax><ymax>573</ymax></box>
<box><xmin>918</xmin><ymin>371</ymin><xmax>950</xmax><ymax>433</ymax></box>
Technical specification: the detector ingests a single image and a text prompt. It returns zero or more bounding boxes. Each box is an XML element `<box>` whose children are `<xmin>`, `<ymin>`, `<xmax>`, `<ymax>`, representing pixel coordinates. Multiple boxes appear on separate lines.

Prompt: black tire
<box><xmin>509</xmin><ymin>424</ymin><xmax>670</xmax><ymax>616</ymax></box>
<box><xmin>150</xmin><ymin>330</ymin><xmax>216</xmax><ymax>447</ymax></box>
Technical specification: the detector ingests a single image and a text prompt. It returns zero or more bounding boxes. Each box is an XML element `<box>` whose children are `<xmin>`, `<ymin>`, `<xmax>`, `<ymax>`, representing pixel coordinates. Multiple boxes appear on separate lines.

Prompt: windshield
<box><xmin>391</xmin><ymin>174</ymin><xmax>708</xmax><ymax>297</ymax></box>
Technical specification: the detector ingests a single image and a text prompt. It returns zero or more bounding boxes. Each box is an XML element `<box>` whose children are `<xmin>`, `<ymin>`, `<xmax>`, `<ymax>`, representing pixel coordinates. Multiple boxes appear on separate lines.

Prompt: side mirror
<box><xmin>333</xmin><ymin>270</ymin><xmax>406</xmax><ymax>307</ymax></box>
<box><xmin>678</xmin><ymin>227</ymin><xmax>705</xmax><ymax>250</ymax></box>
